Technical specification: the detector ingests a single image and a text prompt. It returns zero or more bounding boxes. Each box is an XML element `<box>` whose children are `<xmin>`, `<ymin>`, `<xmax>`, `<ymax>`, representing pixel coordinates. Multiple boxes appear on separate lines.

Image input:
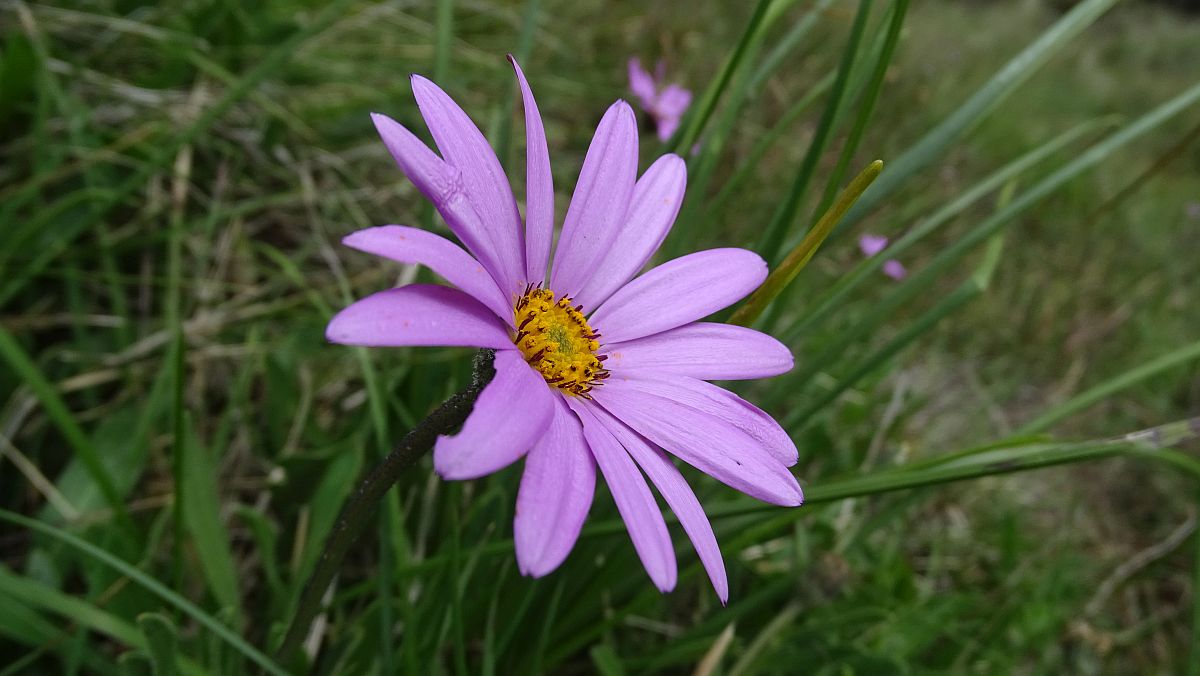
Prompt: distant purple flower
<box><xmin>858</xmin><ymin>233</ymin><xmax>907</xmax><ymax>281</ymax></box>
<box><xmin>858</xmin><ymin>234</ymin><xmax>889</xmax><ymax>258</ymax></box>
<box><xmin>882</xmin><ymin>260</ymin><xmax>907</xmax><ymax>280</ymax></box>
<box><xmin>1186</xmin><ymin>202</ymin><xmax>1200</xmax><ymax>219</ymax></box>
<box><xmin>628</xmin><ymin>58</ymin><xmax>692</xmax><ymax>142</ymax></box>
<box><xmin>327</xmin><ymin>56</ymin><xmax>802</xmax><ymax>602</ymax></box>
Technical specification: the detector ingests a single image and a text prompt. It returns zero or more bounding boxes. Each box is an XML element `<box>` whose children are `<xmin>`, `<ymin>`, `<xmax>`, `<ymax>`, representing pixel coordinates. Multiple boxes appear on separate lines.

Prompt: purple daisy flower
<box><xmin>327</xmin><ymin>56</ymin><xmax>802</xmax><ymax>602</ymax></box>
<box><xmin>628</xmin><ymin>58</ymin><xmax>693</xmax><ymax>142</ymax></box>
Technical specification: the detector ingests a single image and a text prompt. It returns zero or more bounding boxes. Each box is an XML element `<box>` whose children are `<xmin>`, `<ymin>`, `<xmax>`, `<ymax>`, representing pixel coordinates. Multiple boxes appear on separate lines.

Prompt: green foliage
<box><xmin>1</xmin><ymin>0</ymin><xmax>1198</xmax><ymax>673</ymax></box>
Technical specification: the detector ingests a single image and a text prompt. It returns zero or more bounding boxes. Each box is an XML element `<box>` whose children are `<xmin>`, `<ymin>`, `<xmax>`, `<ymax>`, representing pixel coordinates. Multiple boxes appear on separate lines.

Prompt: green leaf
<box><xmin>137</xmin><ymin>614</ymin><xmax>180</xmax><ymax>676</ymax></box>
<box><xmin>0</xmin><ymin>329</ymin><xmax>130</xmax><ymax>528</ymax></box>
<box><xmin>0</xmin><ymin>565</ymin><xmax>144</xmax><ymax>648</ymax></box>
<box><xmin>180</xmin><ymin>415</ymin><xmax>242</xmax><ymax>617</ymax></box>
<box><xmin>0</xmin><ymin>509</ymin><xmax>289</xmax><ymax>676</ymax></box>
<box><xmin>589</xmin><ymin>644</ymin><xmax>627</xmax><ymax>676</ymax></box>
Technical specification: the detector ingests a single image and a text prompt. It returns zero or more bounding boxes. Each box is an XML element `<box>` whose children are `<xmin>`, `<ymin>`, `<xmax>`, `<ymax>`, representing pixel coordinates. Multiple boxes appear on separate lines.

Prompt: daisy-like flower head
<box><xmin>327</xmin><ymin>56</ymin><xmax>802</xmax><ymax>602</ymax></box>
<box><xmin>628</xmin><ymin>58</ymin><xmax>693</xmax><ymax>142</ymax></box>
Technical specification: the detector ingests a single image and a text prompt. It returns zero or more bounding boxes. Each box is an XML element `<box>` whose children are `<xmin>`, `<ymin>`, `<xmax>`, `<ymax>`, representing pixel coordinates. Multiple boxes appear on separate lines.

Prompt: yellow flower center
<box><xmin>513</xmin><ymin>285</ymin><xmax>608</xmax><ymax>397</ymax></box>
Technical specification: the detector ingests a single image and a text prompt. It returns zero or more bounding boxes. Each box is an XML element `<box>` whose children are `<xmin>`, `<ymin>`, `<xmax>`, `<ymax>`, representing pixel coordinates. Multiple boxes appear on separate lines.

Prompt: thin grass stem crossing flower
<box><xmin>327</xmin><ymin>55</ymin><xmax>802</xmax><ymax>601</ymax></box>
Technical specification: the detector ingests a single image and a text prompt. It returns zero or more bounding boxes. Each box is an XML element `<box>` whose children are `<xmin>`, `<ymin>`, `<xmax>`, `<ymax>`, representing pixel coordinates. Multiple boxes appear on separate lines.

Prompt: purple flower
<box><xmin>1186</xmin><ymin>202</ymin><xmax>1200</xmax><ymax>219</ymax></box>
<box><xmin>882</xmin><ymin>259</ymin><xmax>907</xmax><ymax>280</ymax></box>
<box><xmin>628</xmin><ymin>58</ymin><xmax>692</xmax><ymax>142</ymax></box>
<box><xmin>858</xmin><ymin>233</ymin><xmax>907</xmax><ymax>281</ymax></box>
<box><xmin>327</xmin><ymin>57</ymin><xmax>801</xmax><ymax>602</ymax></box>
<box><xmin>858</xmin><ymin>234</ymin><xmax>889</xmax><ymax>257</ymax></box>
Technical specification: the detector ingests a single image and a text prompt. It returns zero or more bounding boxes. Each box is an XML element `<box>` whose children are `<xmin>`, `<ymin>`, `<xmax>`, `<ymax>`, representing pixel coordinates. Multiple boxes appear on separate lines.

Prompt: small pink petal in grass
<box><xmin>883</xmin><ymin>259</ymin><xmax>908</xmax><ymax>280</ymax></box>
<box><xmin>858</xmin><ymin>233</ymin><xmax>889</xmax><ymax>257</ymax></box>
<box><xmin>330</xmin><ymin>56</ymin><xmax>801</xmax><ymax>601</ymax></box>
<box><xmin>627</xmin><ymin>58</ymin><xmax>693</xmax><ymax>142</ymax></box>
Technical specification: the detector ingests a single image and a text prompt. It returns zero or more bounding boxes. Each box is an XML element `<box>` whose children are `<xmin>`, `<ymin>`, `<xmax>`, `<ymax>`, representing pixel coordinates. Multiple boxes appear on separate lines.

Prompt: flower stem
<box><xmin>277</xmin><ymin>350</ymin><xmax>495</xmax><ymax>659</ymax></box>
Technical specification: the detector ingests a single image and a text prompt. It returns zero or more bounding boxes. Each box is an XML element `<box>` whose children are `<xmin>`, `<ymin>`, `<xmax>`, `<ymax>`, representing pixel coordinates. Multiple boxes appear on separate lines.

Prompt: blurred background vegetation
<box><xmin>1</xmin><ymin>0</ymin><xmax>1198</xmax><ymax>673</ymax></box>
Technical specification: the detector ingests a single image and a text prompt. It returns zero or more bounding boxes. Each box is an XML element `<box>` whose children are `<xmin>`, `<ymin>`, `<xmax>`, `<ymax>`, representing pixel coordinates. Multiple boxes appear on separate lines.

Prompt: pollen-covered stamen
<box><xmin>513</xmin><ymin>286</ymin><xmax>608</xmax><ymax>397</ymax></box>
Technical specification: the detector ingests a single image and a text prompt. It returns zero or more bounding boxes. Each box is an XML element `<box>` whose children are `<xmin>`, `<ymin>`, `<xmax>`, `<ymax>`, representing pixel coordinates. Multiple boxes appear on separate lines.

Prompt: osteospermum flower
<box><xmin>628</xmin><ymin>58</ymin><xmax>693</xmax><ymax>142</ymax></box>
<box><xmin>327</xmin><ymin>56</ymin><xmax>802</xmax><ymax>601</ymax></box>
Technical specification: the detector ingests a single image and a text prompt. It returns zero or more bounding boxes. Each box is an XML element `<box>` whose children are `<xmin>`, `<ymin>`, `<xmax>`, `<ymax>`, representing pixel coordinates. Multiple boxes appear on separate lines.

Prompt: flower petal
<box><xmin>509</xmin><ymin>56</ymin><xmax>555</xmax><ymax>286</ymax></box>
<box><xmin>370</xmin><ymin>113</ymin><xmax>509</xmax><ymax>290</ymax></box>
<box><xmin>434</xmin><ymin>350</ymin><xmax>554</xmax><ymax>480</ymax></box>
<box><xmin>883</xmin><ymin>259</ymin><xmax>907</xmax><ymax>280</ymax></box>
<box><xmin>342</xmin><ymin>226</ymin><xmax>511</xmax><ymax>321</ymax></box>
<box><xmin>592</xmin><ymin>377</ymin><xmax>802</xmax><ymax>505</ymax></box>
<box><xmin>655</xmin><ymin>84</ymin><xmax>693</xmax><ymax>119</ymax></box>
<box><xmin>605</xmin><ymin>322</ymin><xmax>793</xmax><ymax>381</ymax></box>
<box><xmin>570</xmin><ymin>400</ymin><xmax>676</xmax><ymax>592</ymax></box>
<box><xmin>608</xmin><ymin>375</ymin><xmax>797</xmax><ymax>467</ymax></box>
<box><xmin>858</xmin><ymin>234</ymin><xmax>889</xmax><ymax>257</ymax></box>
<box><xmin>515</xmin><ymin>396</ymin><xmax>595</xmax><ymax>577</ymax></box>
<box><xmin>627</xmin><ymin>58</ymin><xmax>658</xmax><ymax>111</ymax></box>
<box><xmin>589</xmin><ymin>248</ymin><xmax>767</xmax><ymax>343</ymax></box>
<box><xmin>549</xmin><ymin>101</ymin><xmax>638</xmax><ymax>301</ymax></box>
<box><xmin>410</xmin><ymin>75</ymin><xmax>525</xmax><ymax>296</ymax></box>
<box><xmin>326</xmin><ymin>284</ymin><xmax>512</xmax><ymax>349</ymax></box>
<box><xmin>591</xmin><ymin>407</ymin><xmax>728</xmax><ymax>603</ymax></box>
<box><xmin>573</xmin><ymin>154</ymin><xmax>687</xmax><ymax>311</ymax></box>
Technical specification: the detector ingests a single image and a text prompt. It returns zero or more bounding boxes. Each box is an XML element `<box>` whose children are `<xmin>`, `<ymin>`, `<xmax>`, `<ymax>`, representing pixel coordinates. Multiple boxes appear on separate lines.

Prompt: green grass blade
<box><xmin>731</xmin><ymin>160</ymin><xmax>882</xmax><ymax>326</ymax></box>
<box><xmin>180</xmin><ymin>415</ymin><xmax>242</xmax><ymax>616</ymax></box>
<box><xmin>756</xmin><ymin>0</ymin><xmax>875</xmax><ymax>260</ymax></box>
<box><xmin>783</xmin><ymin>235</ymin><xmax>1003</xmax><ymax>429</ymax></box>
<box><xmin>0</xmin><ymin>0</ymin><xmax>356</xmax><ymax>308</ymax></box>
<box><xmin>1192</xmin><ymin>490</ymin><xmax>1200</xmax><ymax>676</ymax></box>
<box><xmin>0</xmin><ymin>565</ymin><xmax>144</xmax><ymax>649</ymax></box>
<box><xmin>783</xmin><ymin>78</ymin><xmax>1200</xmax><ymax>383</ymax></box>
<box><xmin>0</xmin><ymin>328</ymin><xmax>130</xmax><ymax>528</ymax></box>
<box><xmin>811</xmin><ymin>0</ymin><xmax>909</xmax><ymax>221</ymax></box>
<box><xmin>1016</xmin><ymin>339</ymin><xmax>1200</xmax><ymax>435</ymax></box>
<box><xmin>746</xmin><ymin>0</ymin><xmax>837</xmax><ymax>93</ymax></box>
<box><xmin>671</xmin><ymin>0</ymin><xmax>774</xmax><ymax>153</ymax></box>
<box><xmin>137</xmin><ymin>614</ymin><xmax>180</xmax><ymax>676</ymax></box>
<box><xmin>0</xmin><ymin>510</ymin><xmax>289</xmax><ymax>676</ymax></box>
<box><xmin>705</xmin><ymin>72</ymin><xmax>835</xmax><ymax>219</ymax></box>
<box><xmin>836</xmin><ymin>0</ymin><xmax>1120</xmax><ymax>233</ymax></box>
<box><xmin>785</xmin><ymin>115</ymin><xmax>1115</xmax><ymax>339</ymax></box>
